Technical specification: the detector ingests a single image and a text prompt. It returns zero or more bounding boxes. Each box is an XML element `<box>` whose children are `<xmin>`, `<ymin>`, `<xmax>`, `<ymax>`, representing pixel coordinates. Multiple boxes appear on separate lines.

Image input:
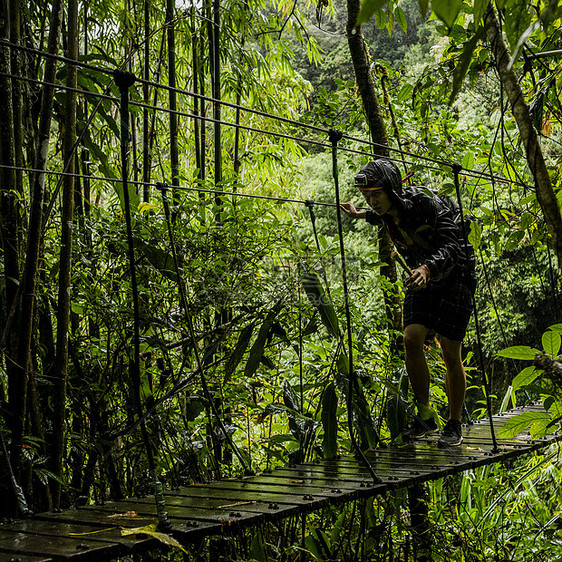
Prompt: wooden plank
<box><xmin>35</xmin><ymin>508</ymin><xmax>219</xmax><ymax>541</ymax></box>
<box><xmin>91</xmin><ymin>499</ymin><xmax>270</xmax><ymax>528</ymax></box>
<box><xmin>0</xmin><ymin>519</ymin><xmax>158</xmax><ymax>559</ymax></box>
<box><xmin>0</xmin><ymin>553</ymin><xmax>52</xmax><ymax>562</ymax></box>
<box><xmin>147</xmin><ymin>494</ymin><xmax>301</xmax><ymax>521</ymax></box>
<box><xmin>0</xmin><ymin>529</ymin><xmax>128</xmax><ymax>562</ymax></box>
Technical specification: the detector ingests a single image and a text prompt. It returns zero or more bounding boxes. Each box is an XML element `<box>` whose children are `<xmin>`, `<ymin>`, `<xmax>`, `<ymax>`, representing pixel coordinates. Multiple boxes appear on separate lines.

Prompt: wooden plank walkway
<box><xmin>0</xmin><ymin>404</ymin><xmax>558</xmax><ymax>561</ymax></box>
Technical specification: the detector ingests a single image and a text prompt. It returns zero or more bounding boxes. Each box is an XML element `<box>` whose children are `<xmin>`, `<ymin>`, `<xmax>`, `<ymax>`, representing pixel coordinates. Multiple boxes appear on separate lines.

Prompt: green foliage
<box><xmin>497</xmin><ymin>324</ymin><xmax>562</xmax><ymax>437</ymax></box>
<box><xmin>7</xmin><ymin>0</ymin><xmax>562</xmax><ymax>555</ymax></box>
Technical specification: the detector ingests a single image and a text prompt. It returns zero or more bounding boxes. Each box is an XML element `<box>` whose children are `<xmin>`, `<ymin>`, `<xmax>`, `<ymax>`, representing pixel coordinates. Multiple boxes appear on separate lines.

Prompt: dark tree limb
<box><xmin>485</xmin><ymin>5</ymin><xmax>562</xmax><ymax>271</ymax></box>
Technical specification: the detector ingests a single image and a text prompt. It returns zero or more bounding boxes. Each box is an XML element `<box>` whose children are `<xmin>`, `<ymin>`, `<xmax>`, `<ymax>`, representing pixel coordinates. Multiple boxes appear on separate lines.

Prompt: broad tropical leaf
<box><xmin>512</xmin><ymin>366</ymin><xmax>541</xmax><ymax>392</ymax></box>
<box><xmin>543</xmin><ymin>330</ymin><xmax>561</xmax><ymax>357</ymax></box>
<box><xmin>225</xmin><ymin>323</ymin><xmax>255</xmax><ymax>378</ymax></box>
<box><xmin>302</xmin><ymin>272</ymin><xmax>341</xmax><ymax>338</ymax></box>
<box><xmin>121</xmin><ymin>525</ymin><xmax>187</xmax><ymax>553</ymax></box>
<box><xmin>431</xmin><ymin>0</ymin><xmax>462</xmax><ymax>27</ymax></box>
<box><xmin>496</xmin><ymin>346</ymin><xmax>540</xmax><ymax>360</ymax></box>
<box><xmin>497</xmin><ymin>411</ymin><xmax>551</xmax><ymax>439</ymax></box>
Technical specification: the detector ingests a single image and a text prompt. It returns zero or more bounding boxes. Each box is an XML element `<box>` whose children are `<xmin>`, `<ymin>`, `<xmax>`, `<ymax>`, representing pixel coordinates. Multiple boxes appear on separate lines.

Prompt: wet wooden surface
<box><xmin>0</xmin><ymin>404</ymin><xmax>558</xmax><ymax>561</ymax></box>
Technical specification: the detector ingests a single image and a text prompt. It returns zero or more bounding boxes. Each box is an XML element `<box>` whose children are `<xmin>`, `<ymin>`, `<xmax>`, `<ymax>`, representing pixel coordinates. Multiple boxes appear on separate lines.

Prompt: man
<box><xmin>340</xmin><ymin>158</ymin><xmax>476</xmax><ymax>447</ymax></box>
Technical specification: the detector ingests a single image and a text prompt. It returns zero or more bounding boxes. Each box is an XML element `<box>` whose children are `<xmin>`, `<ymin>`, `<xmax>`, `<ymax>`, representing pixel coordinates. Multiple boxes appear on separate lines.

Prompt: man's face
<box><xmin>363</xmin><ymin>188</ymin><xmax>393</xmax><ymax>215</ymax></box>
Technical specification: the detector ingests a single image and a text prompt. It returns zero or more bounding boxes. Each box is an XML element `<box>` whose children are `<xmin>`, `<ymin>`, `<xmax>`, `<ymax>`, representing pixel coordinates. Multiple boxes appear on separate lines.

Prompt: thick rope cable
<box><xmin>330</xmin><ymin>129</ymin><xmax>381</xmax><ymax>484</ymax></box>
<box><xmin>452</xmin><ymin>164</ymin><xmax>499</xmax><ymax>452</ymax></box>
<box><xmin>156</xmin><ymin>183</ymin><xmax>254</xmax><ymax>476</ymax></box>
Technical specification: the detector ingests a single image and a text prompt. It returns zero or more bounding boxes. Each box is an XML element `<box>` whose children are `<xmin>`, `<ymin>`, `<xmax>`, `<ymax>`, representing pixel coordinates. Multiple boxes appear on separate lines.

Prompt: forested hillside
<box><xmin>1</xmin><ymin>0</ymin><xmax>562</xmax><ymax>559</ymax></box>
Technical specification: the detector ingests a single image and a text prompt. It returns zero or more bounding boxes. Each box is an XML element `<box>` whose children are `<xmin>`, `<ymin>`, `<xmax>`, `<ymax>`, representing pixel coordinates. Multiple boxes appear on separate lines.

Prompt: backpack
<box><xmin>413</xmin><ymin>186</ymin><xmax>476</xmax><ymax>278</ymax></box>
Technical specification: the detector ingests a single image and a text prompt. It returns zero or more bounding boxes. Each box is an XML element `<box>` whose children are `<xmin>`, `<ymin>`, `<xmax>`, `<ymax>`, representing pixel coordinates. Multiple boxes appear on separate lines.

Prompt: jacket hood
<box><xmin>358</xmin><ymin>159</ymin><xmax>403</xmax><ymax>196</ymax></box>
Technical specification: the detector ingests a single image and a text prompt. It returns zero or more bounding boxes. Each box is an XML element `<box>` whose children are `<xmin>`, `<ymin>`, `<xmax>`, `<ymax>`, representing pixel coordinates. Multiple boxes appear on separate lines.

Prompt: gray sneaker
<box><xmin>403</xmin><ymin>415</ymin><xmax>438</xmax><ymax>441</ymax></box>
<box><xmin>437</xmin><ymin>419</ymin><xmax>463</xmax><ymax>448</ymax></box>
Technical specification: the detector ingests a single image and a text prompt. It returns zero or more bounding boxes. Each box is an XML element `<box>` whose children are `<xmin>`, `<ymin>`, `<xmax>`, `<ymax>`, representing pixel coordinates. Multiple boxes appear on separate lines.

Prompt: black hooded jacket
<box><xmin>365</xmin><ymin>186</ymin><xmax>475</xmax><ymax>286</ymax></box>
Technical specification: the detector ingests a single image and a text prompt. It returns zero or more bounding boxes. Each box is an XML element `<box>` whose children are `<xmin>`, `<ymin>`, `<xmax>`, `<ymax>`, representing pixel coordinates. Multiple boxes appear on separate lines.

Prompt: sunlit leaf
<box><xmin>473</xmin><ymin>0</ymin><xmax>488</xmax><ymax>25</ymax></box>
<box><xmin>121</xmin><ymin>525</ymin><xmax>187</xmax><ymax>553</ymax></box>
<box><xmin>504</xmin><ymin>230</ymin><xmax>525</xmax><ymax>251</ymax></box>
<box><xmin>543</xmin><ymin>330</ymin><xmax>561</xmax><ymax>357</ymax></box>
<box><xmin>394</xmin><ymin>6</ymin><xmax>407</xmax><ymax>33</ymax></box>
<box><xmin>496</xmin><ymin>346</ymin><xmax>540</xmax><ymax>360</ymax></box>
<box><xmin>356</xmin><ymin>0</ymin><xmax>388</xmax><ymax>26</ymax></box>
<box><xmin>497</xmin><ymin>411</ymin><xmax>550</xmax><ymax>438</ymax></box>
<box><xmin>468</xmin><ymin>221</ymin><xmax>481</xmax><ymax>249</ymax></box>
<box><xmin>512</xmin><ymin>366</ymin><xmax>541</xmax><ymax>392</ymax></box>
<box><xmin>431</xmin><ymin>0</ymin><xmax>462</xmax><ymax>28</ymax></box>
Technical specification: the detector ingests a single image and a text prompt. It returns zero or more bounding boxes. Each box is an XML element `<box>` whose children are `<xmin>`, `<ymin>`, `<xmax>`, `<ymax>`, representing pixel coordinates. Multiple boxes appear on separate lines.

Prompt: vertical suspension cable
<box><xmin>330</xmin><ymin>130</ymin><xmax>381</xmax><ymax>483</ymax></box>
<box><xmin>114</xmin><ymin>69</ymin><xmax>172</xmax><ymax>530</ymax></box>
<box><xmin>452</xmin><ymin>164</ymin><xmax>499</xmax><ymax>452</ymax></box>
<box><xmin>156</xmin><ymin>183</ymin><xmax>254</xmax><ymax>476</ymax></box>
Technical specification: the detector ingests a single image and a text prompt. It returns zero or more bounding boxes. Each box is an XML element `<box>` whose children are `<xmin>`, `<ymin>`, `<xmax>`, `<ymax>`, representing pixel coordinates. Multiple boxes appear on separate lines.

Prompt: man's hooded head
<box><xmin>354</xmin><ymin>159</ymin><xmax>403</xmax><ymax>203</ymax></box>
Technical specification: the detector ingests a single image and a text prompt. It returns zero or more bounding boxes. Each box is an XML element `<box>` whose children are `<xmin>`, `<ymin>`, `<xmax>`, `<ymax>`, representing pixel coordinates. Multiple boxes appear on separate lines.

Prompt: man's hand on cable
<box><xmin>405</xmin><ymin>264</ymin><xmax>430</xmax><ymax>291</ymax></box>
<box><xmin>340</xmin><ymin>201</ymin><xmax>366</xmax><ymax>219</ymax></box>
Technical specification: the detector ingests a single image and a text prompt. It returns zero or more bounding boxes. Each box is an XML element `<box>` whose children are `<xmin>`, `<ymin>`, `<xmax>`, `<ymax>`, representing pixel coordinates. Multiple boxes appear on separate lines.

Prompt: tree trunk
<box><xmin>346</xmin><ymin>3</ymin><xmax>401</xmax><ymax>332</ymax></box>
<box><xmin>0</xmin><ymin>0</ymin><xmax>21</xmax><ymax>354</ymax></box>
<box><xmin>142</xmin><ymin>0</ymin><xmax>150</xmax><ymax>202</ymax></box>
<box><xmin>10</xmin><ymin>0</ymin><xmax>63</xmax><ymax>478</ymax></box>
<box><xmin>485</xmin><ymin>5</ymin><xmax>562</xmax><ymax>270</ymax></box>
<box><xmin>0</xmin><ymin>0</ymin><xmax>22</xmax><ymax>517</ymax></box>
<box><xmin>166</xmin><ymin>0</ymin><xmax>180</xmax><ymax>208</ymax></box>
<box><xmin>50</xmin><ymin>0</ymin><xmax>78</xmax><ymax>508</ymax></box>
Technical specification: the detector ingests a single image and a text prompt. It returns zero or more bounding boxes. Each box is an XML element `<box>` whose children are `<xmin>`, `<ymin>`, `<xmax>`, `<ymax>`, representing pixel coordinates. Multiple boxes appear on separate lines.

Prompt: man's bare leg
<box><xmin>404</xmin><ymin>323</ymin><xmax>430</xmax><ymax>410</ymax></box>
<box><xmin>440</xmin><ymin>336</ymin><xmax>466</xmax><ymax>421</ymax></box>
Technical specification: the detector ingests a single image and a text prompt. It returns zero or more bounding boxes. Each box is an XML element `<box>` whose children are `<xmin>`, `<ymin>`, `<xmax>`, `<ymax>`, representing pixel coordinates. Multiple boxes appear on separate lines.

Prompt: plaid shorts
<box><xmin>403</xmin><ymin>275</ymin><xmax>475</xmax><ymax>341</ymax></box>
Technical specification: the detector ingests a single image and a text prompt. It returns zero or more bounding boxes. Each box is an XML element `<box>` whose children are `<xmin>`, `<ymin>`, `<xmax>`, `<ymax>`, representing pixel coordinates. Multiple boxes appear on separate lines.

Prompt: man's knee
<box><xmin>441</xmin><ymin>337</ymin><xmax>462</xmax><ymax>368</ymax></box>
<box><xmin>404</xmin><ymin>324</ymin><xmax>427</xmax><ymax>353</ymax></box>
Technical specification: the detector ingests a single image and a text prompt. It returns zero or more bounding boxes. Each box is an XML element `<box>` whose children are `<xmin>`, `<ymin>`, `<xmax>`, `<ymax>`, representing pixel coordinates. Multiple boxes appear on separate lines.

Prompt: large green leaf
<box><xmin>418</xmin><ymin>0</ymin><xmax>429</xmax><ymax>18</ymax></box>
<box><xmin>321</xmin><ymin>382</ymin><xmax>338</xmax><ymax>459</ymax></box>
<box><xmin>512</xmin><ymin>366</ymin><xmax>541</xmax><ymax>392</ymax></box>
<box><xmin>497</xmin><ymin>411</ymin><xmax>551</xmax><ymax>439</ymax></box>
<box><xmin>135</xmin><ymin>239</ymin><xmax>177</xmax><ymax>281</ymax></box>
<box><xmin>225</xmin><ymin>323</ymin><xmax>255</xmax><ymax>378</ymax></box>
<box><xmin>122</xmin><ymin>525</ymin><xmax>187</xmax><ymax>553</ymax></box>
<box><xmin>336</xmin><ymin>354</ymin><xmax>378</xmax><ymax>450</ymax></box>
<box><xmin>244</xmin><ymin>309</ymin><xmax>279</xmax><ymax>378</ymax></box>
<box><xmin>496</xmin><ymin>346</ymin><xmax>540</xmax><ymax>360</ymax></box>
<box><xmin>473</xmin><ymin>0</ymin><xmax>489</xmax><ymax>25</ymax></box>
<box><xmin>385</xmin><ymin>368</ymin><xmax>410</xmax><ymax>440</ymax></box>
<box><xmin>543</xmin><ymin>330</ymin><xmax>561</xmax><ymax>357</ymax></box>
<box><xmin>356</xmin><ymin>0</ymin><xmax>388</xmax><ymax>27</ymax></box>
<box><xmin>302</xmin><ymin>272</ymin><xmax>341</xmax><ymax>338</ymax></box>
<box><xmin>468</xmin><ymin>220</ymin><xmax>482</xmax><ymax>249</ymax></box>
<box><xmin>431</xmin><ymin>0</ymin><xmax>462</xmax><ymax>27</ymax></box>
<box><xmin>394</xmin><ymin>6</ymin><xmax>407</xmax><ymax>33</ymax></box>
<box><xmin>451</xmin><ymin>28</ymin><xmax>485</xmax><ymax>104</ymax></box>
